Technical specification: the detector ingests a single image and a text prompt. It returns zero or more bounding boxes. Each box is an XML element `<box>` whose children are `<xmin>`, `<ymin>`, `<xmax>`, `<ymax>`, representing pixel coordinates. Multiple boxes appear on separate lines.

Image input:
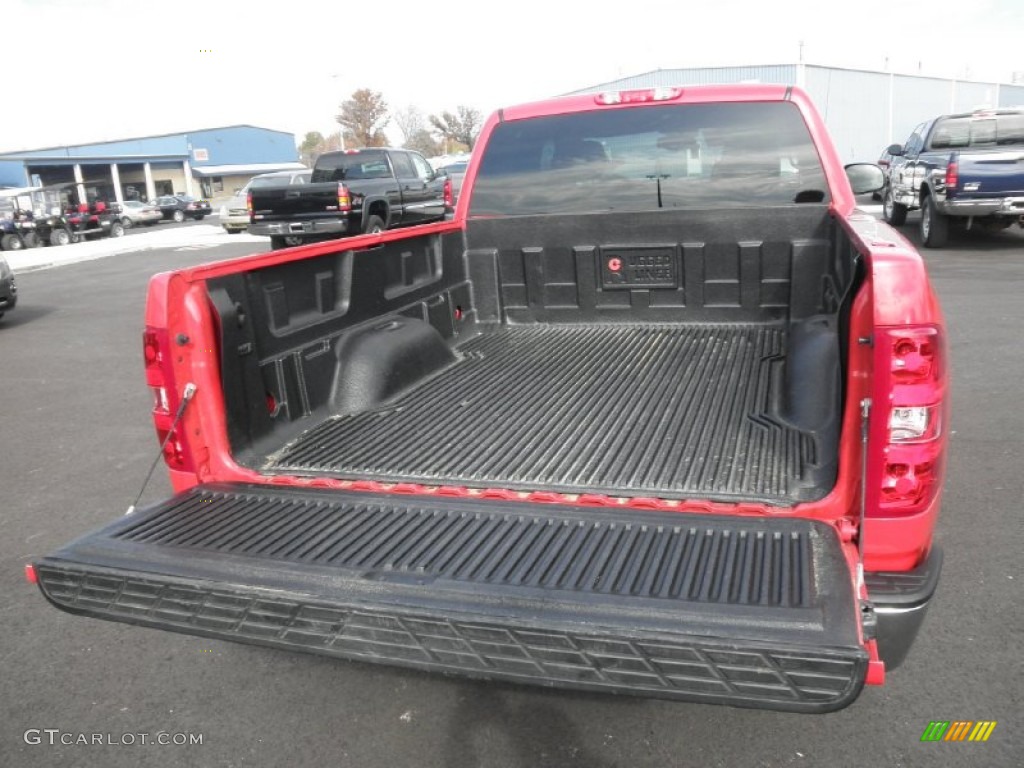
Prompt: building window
<box><xmin>211</xmin><ymin>176</ymin><xmax>224</xmax><ymax>193</ymax></box>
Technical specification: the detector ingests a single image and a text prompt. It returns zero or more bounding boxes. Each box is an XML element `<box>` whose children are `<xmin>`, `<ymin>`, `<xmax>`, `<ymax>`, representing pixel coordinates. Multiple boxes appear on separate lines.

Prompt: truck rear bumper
<box><xmin>866</xmin><ymin>546</ymin><xmax>943</xmax><ymax>669</ymax></box>
<box><xmin>35</xmin><ymin>484</ymin><xmax>870</xmax><ymax>712</ymax></box>
<box><xmin>940</xmin><ymin>197</ymin><xmax>1024</xmax><ymax>217</ymax></box>
<box><xmin>249</xmin><ymin>219</ymin><xmax>349</xmax><ymax>237</ymax></box>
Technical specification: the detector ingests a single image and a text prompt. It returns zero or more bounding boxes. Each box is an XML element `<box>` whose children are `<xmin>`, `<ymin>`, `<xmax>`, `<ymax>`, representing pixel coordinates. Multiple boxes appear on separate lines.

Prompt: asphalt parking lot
<box><xmin>1</xmin><ymin>215</ymin><xmax>1021</xmax><ymax>768</ymax></box>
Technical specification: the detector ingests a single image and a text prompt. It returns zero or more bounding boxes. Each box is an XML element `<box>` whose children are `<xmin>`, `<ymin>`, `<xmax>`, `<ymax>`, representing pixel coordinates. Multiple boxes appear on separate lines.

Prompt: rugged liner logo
<box><xmin>920</xmin><ymin>721</ymin><xmax>997</xmax><ymax>742</ymax></box>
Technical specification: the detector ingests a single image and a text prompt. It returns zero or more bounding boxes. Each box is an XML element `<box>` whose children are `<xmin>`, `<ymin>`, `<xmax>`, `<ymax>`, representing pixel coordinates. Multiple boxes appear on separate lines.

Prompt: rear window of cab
<box><xmin>929</xmin><ymin>113</ymin><xmax>1024</xmax><ymax>149</ymax></box>
<box><xmin>468</xmin><ymin>102</ymin><xmax>829</xmax><ymax>216</ymax></box>
<box><xmin>312</xmin><ymin>151</ymin><xmax>391</xmax><ymax>182</ymax></box>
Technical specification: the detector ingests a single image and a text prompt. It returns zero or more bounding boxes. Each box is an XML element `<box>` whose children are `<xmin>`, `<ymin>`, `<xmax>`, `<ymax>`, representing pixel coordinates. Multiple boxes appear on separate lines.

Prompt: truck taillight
<box><xmin>246</xmin><ymin>191</ymin><xmax>253</xmax><ymax>216</ymax></box>
<box><xmin>875</xmin><ymin>326</ymin><xmax>947</xmax><ymax>515</ymax></box>
<box><xmin>143</xmin><ymin>327</ymin><xmax>195</xmax><ymax>472</ymax></box>
<box><xmin>338</xmin><ymin>183</ymin><xmax>351</xmax><ymax>212</ymax></box>
<box><xmin>889</xmin><ymin>406</ymin><xmax>941</xmax><ymax>442</ymax></box>
<box><xmin>890</xmin><ymin>329</ymin><xmax>939</xmax><ymax>388</ymax></box>
<box><xmin>143</xmin><ymin>329</ymin><xmax>164</xmax><ymax>380</ymax></box>
<box><xmin>945</xmin><ymin>160</ymin><xmax>958</xmax><ymax>190</ymax></box>
<box><xmin>443</xmin><ymin>178</ymin><xmax>453</xmax><ymax>209</ymax></box>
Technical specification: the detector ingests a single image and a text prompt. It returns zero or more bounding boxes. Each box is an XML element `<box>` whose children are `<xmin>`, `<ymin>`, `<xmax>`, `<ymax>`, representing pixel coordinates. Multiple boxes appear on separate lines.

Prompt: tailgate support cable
<box><xmin>857</xmin><ymin>397</ymin><xmax>872</xmax><ymax>589</ymax></box>
<box><xmin>857</xmin><ymin>397</ymin><xmax>879</xmax><ymax>643</ymax></box>
<box><xmin>126</xmin><ymin>383</ymin><xmax>197</xmax><ymax>515</ymax></box>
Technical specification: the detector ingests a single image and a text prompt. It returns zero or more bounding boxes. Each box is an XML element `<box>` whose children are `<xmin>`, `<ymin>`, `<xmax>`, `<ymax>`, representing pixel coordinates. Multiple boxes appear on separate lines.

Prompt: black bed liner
<box><xmin>210</xmin><ymin>207</ymin><xmax>852</xmax><ymax>507</ymax></box>
<box><xmin>265</xmin><ymin>323</ymin><xmax>828</xmax><ymax>504</ymax></box>
<box><xmin>36</xmin><ymin>483</ymin><xmax>867</xmax><ymax>712</ymax></box>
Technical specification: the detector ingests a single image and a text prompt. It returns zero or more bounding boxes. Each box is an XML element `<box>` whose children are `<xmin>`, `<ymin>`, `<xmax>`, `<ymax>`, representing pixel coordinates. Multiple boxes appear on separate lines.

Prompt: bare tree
<box><xmin>298</xmin><ymin>131</ymin><xmax>324</xmax><ymax>167</ymax></box>
<box><xmin>455</xmin><ymin>106</ymin><xmax>482</xmax><ymax>150</ymax></box>
<box><xmin>393</xmin><ymin>106</ymin><xmax>425</xmax><ymax>144</ymax></box>
<box><xmin>336</xmin><ymin>89</ymin><xmax>390</xmax><ymax>148</ymax></box>
<box><xmin>298</xmin><ymin>131</ymin><xmax>343</xmax><ymax>166</ymax></box>
<box><xmin>405</xmin><ymin>128</ymin><xmax>443</xmax><ymax>158</ymax></box>
<box><xmin>429</xmin><ymin>105</ymin><xmax>483</xmax><ymax>151</ymax></box>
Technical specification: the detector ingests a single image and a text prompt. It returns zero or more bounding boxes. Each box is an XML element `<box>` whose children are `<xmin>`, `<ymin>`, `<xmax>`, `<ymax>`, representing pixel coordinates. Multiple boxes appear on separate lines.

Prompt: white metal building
<box><xmin>567</xmin><ymin>65</ymin><xmax>1024</xmax><ymax>163</ymax></box>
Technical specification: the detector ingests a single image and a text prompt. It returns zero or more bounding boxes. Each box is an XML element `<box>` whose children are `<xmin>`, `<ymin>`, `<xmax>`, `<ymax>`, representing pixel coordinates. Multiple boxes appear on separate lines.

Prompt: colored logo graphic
<box><xmin>920</xmin><ymin>721</ymin><xmax>997</xmax><ymax>742</ymax></box>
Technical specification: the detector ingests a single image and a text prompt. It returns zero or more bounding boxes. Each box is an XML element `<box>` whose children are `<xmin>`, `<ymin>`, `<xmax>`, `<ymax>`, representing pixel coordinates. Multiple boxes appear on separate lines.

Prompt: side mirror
<box><xmin>886</xmin><ymin>143</ymin><xmax>904</xmax><ymax>157</ymax></box>
<box><xmin>845</xmin><ymin>163</ymin><xmax>886</xmax><ymax>195</ymax></box>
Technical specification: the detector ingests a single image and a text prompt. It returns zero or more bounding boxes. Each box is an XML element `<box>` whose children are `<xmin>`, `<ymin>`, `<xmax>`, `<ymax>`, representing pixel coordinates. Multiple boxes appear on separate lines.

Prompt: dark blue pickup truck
<box><xmin>882</xmin><ymin>109</ymin><xmax>1024</xmax><ymax>247</ymax></box>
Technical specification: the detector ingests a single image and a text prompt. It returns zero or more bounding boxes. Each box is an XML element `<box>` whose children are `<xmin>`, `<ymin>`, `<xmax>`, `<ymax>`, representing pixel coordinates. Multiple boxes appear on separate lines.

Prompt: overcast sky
<box><xmin>2</xmin><ymin>0</ymin><xmax>1021</xmax><ymax>152</ymax></box>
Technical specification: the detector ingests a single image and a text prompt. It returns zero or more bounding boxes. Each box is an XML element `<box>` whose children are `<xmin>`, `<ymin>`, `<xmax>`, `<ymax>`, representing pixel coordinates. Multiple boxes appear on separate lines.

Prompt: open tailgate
<box><xmin>34</xmin><ymin>484</ymin><xmax>869</xmax><ymax>712</ymax></box>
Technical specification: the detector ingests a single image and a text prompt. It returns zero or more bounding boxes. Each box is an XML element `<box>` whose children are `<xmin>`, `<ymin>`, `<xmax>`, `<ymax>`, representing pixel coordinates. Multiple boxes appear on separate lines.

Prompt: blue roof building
<box><xmin>0</xmin><ymin>125</ymin><xmax>304</xmax><ymax>204</ymax></box>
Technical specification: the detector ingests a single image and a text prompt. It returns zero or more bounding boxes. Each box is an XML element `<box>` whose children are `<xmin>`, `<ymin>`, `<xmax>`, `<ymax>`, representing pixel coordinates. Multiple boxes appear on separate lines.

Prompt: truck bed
<box><xmin>265</xmin><ymin>323</ymin><xmax>821</xmax><ymax>503</ymax></box>
<box><xmin>211</xmin><ymin>207</ymin><xmax>852</xmax><ymax>507</ymax></box>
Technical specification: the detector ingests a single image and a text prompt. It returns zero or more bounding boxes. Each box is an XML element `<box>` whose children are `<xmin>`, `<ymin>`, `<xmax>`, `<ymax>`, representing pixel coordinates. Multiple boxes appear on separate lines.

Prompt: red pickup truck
<box><xmin>32</xmin><ymin>85</ymin><xmax>947</xmax><ymax>713</ymax></box>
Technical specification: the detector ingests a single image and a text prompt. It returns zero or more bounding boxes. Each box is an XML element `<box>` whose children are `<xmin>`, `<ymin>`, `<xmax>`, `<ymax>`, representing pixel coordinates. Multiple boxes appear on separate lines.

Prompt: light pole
<box><xmin>329</xmin><ymin>74</ymin><xmax>346</xmax><ymax>151</ymax></box>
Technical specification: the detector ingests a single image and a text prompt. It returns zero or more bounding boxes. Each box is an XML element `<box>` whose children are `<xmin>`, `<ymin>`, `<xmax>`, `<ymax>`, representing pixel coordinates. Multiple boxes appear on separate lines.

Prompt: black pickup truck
<box><xmin>883</xmin><ymin>108</ymin><xmax>1024</xmax><ymax>246</ymax></box>
<box><xmin>249</xmin><ymin>148</ymin><xmax>450</xmax><ymax>249</ymax></box>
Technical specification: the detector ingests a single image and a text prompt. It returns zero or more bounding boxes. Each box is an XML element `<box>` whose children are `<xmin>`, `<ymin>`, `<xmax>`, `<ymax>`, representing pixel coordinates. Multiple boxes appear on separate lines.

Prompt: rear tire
<box><xmin>363</xmin><ymin>214</ymin><xmax>385</xmax><ymax>234</ymax></box>
<box><xmin>920</xmin><ymin>195</ymin><xmax>949</xmax><ymax>248</ymax></box>
<box><xmin>194</xmin><ymin>214</ymin><xmax>205</xmax><ymax>221</ymax></box>
<box><xmin>109</xmin><ymin>221</ymin><xmax>125</xmax><ymax>238</ymax></box>
<box><xmin>882</xmin><ymin>186</ymin><xmax>907</xmax><ymax>226</ymax></box>
<box><xmin>50</xmin><ymin>228</ymin><xmax>71</xmax><ymax>246</ymax></box>
<box><xmin>1</xmin><ymin>234</ymin><xmax>24</xmax><ymax>251</ymax></box>
<box><xmin>270</xmin><ymin>235</ymin><xmax>287</xmax><ymax>250</ymax></box>
<box><xmin>121</xmin><ymin>217</ymin><xmax>134</xmax><ymax>230</ymax></box>
<box><xmin>23</xmin><ymin>231</ymin><xmax>40</xmax><ymax>248</ymax></box>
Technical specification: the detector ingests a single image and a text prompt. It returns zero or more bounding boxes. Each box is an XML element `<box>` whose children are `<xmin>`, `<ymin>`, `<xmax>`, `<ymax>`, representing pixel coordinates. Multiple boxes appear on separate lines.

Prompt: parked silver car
<box><xmin>117</xmin><ymin>200</ymin><xmax>163</xmax><ymax>228</ymax></box>
<box><xmin>221</xmin><ymin>170</ymin><xmax>311</xmax><ymax>233</ymax></box>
